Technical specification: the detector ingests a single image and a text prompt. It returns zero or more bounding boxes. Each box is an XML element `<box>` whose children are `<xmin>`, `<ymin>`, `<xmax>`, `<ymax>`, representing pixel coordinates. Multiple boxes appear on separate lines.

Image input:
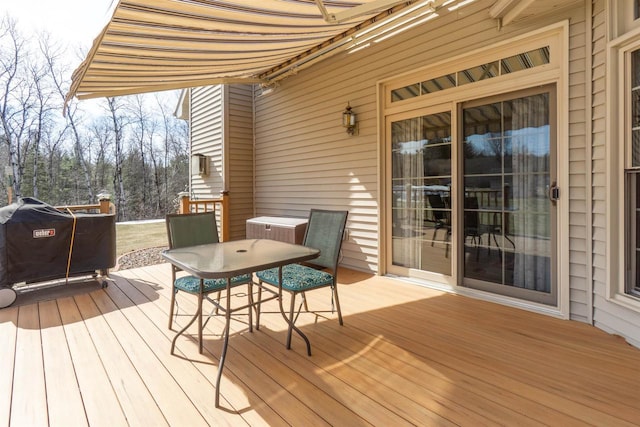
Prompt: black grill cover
<box><xmin>0</xmin><ymin>197</ymin><xmax>116</xmax><ymax>288</ymax></box>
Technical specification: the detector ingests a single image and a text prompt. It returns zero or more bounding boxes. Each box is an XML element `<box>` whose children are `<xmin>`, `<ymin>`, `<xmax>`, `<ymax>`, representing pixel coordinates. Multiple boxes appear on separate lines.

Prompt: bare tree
<box><xmin>128</xmin><ymin>94</ymin><xmax>150</xmax><ymax>216</ymax></box>
<box><xmin>0</xmin><ymin>15</ymin><xmax>36</xmax><ymax>199</ymax></box>
<box><xmin>1</xmin><ymin>14</ymin><xmax>189</xmax><ymax>219</ymax></box>
<box><xmin>106</xmin><ymin>97</ymin><xmax>127</xmax><ymax>220</ymax></box>
<box><xmin>155</xmin><ymin>93</ymin><xmax>175</xmax><ymax>213</ymax></box>
<box><xmin>39</xmin><ymin>122</ymin><xmax>66</xmax><ymax>201</ymax></box>
<box><xmin>40</xmin><ymin>35</ymin><xmax>94</xmax><ymax>203</ymax></box>
<box><xmin>89</xmin><ymin>117</ymin><xmax>113</xmax><ymax>194</ymax></box>
<box><xmin>27</xmin><ymin>49</ymin><xmax>58</xmax><ymax>199</ymax></box>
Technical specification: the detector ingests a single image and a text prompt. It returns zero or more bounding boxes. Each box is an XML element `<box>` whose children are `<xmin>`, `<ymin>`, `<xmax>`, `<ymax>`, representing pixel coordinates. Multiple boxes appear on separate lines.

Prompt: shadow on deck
<box><xmin>2</xmin><ymin>264</ymin><xmax>640</xmax><ymax>426</ymax></box>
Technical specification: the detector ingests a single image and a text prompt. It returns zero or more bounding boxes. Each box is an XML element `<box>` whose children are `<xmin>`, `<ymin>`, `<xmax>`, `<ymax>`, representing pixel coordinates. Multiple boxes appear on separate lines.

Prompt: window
<box><xmin>615</xmin><ymin>1</ymin><xmax>640</xmax><ymax>35</ymax></box>
<box><xmin>390</xmin><ymin>47</ymin><xmax>550</xmax><ymax>102</ymax></box>
<box><xmin>626</xmin><ymin>48</ymin><xmax>640</xmax><ymax>297</ymax></box>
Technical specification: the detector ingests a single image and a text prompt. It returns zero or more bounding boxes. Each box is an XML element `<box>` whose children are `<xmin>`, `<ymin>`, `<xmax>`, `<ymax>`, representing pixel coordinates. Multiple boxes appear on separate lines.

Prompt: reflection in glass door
<box><xmin>391</xmin><ymin>112</ymin><xmax>452</xmax><ymax>276</ymax></box>
<box><xmin>461</xmin><ymin>87</ymin><xmax>556</xmax><ymax>304</ymax></box>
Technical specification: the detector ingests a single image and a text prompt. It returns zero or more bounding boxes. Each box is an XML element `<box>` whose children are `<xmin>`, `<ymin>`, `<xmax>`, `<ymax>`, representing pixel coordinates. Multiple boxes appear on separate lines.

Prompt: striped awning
<box><xmin>66</xmin><ymin>0</ymin><xmax>428</xmax><ymax>102</ymax></box>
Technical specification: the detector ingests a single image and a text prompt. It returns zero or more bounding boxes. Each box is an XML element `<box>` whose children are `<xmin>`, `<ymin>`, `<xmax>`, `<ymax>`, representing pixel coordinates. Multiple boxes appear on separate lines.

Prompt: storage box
<box><xmin>246</xmin><ymin>216</ymin><xmax>307</xmax><ymax>244</ymax></box>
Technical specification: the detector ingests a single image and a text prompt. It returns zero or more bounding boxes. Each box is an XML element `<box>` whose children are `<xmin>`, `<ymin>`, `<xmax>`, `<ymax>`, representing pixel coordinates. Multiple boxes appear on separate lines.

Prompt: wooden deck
<box><xmin>2</xmin><ymin>265</ymin><xmax>640</xmax><ymax>426</ymax></box>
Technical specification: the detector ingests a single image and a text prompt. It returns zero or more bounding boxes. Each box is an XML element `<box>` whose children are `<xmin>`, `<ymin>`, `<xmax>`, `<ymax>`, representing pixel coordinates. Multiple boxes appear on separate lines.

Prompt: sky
<box><xmin>1</xmin><ymin>0</ymin><xmax>115</xmax><ymax>59</ymax></box>
<box><xmin>0</xmin><ymin>1</ymin><xmax>181</xmax><ymax>114</ymax></box>
<box><xmin>0</xmin><ymin>1</ymin><xmax>119</xmax><ymax>115</ymax></box>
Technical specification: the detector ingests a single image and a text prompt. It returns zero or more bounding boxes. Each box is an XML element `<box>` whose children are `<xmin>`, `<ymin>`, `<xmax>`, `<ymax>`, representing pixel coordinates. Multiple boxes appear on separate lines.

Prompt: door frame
<box><xmin>377</xmin><ymin>23</ymin><xmax>570</xmax><ymax>317</ymax></box>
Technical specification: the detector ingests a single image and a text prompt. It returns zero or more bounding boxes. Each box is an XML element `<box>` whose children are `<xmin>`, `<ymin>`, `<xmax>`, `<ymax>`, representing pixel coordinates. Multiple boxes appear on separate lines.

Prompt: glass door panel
<box><xmin>461</xmin><ymin>88</ymin><xmax>556</xmax><ymax>304</ymax></box>
<box><xmin>391</xmin><ymin>112</ymin><xmax>452</xmax><ymax>276</ymax></box>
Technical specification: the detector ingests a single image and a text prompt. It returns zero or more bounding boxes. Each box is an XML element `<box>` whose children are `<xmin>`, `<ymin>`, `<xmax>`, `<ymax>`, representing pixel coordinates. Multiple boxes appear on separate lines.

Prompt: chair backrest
<box><xmin>428</xmin><ymin>194</ymin><xmax>448</xmax><ymax>223</ymax></box>
<box><xmin>464</xmin><ymin>196</ymin><xmax>479</xmax><ymax>229</ymax></box>
<box><xmin>303</xmin><ymin>209</ymin><xmax>348</xmax><ymax>271</ymax></box>
<box><xmin>166</xmin><ymin>212</ymin><xmax>219</xmax><ymax>249</ymax></box>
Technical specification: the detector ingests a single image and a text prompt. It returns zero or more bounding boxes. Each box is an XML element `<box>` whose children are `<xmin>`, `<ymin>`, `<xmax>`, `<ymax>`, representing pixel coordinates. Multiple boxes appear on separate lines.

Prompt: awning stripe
<box><xmin>66</xmin><ymin>0</ymin><xmax>424</xmax><ymax>103</ymax></box>
<box><xmin>106</xmin><ymin>26</ymin><xmax>343</xmax><ymax>41</ymax></box>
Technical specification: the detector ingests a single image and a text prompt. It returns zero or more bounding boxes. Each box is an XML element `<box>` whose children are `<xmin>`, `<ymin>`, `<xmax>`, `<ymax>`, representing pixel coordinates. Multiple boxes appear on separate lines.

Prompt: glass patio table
<box><xmin>161</xmin><ymin>238</ymin><xmax>320</xmax><ymax>407</ymax></box>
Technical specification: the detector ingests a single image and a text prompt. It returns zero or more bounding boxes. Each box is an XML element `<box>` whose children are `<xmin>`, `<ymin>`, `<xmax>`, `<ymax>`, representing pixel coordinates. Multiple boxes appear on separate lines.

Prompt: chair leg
<box><xmin>333</xmin><ymin>285</ymin><xmax>344</xmax><ymax>326</ymax></box>
<box><xmin>247</xmin><ymin>281</ymin><xmax>253</xmax><ymax>333</ymax></box>
<box><xmin>214</xmin><ymin>290</ymin><xmax>221</xmax><ymax>315</ymax></box>
<box><xmin>445</xmin><ymin>230</ymin><xmax>450</xmax><ymax>258</ymax></box>
<box><xmin>255</xmin><ymin>281</ymin><xmax>263</xmax><ymax>330</ymax></box>
<box><xmin>168</xmin><ymin>287</ymin><xmax>177</xmax><ymax>330</ymax></box>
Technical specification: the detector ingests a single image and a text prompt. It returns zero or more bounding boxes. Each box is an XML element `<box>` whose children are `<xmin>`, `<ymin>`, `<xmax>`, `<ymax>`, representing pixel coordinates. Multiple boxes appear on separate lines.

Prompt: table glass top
<box><xmin>161</xmin><ymin>239</ymin><xmax>319</xmax><ymax>278</ymax></box>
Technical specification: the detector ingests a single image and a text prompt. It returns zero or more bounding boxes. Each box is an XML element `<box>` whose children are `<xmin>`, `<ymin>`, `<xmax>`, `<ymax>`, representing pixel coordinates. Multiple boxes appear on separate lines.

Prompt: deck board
<box><xmin>73</xmin><ymin>292</ymin><xmax>170</xmax><ymax>427</ymax></box>
<box><xmin>57</xmin><ymin>296</ymin><xmax>129</xmax><ymax>427</ymax></box>
<box><xmin>11</xmin><ymin>304</ymin><xmax>48</xmax><ymax>426</ymax></box>
<box><xmin>39</xmin><ymin>300</ymin><xmax>88</xmax><ymax>427</ymax></box>
<box><xmin>111</xmin><ymin>268</ymin><xmax>281</xmax><ymax>426</ymax></box>
<box><xmin>89</xmin><ymin>287</ymin><xmax>209</xmax><ymax>427</ymax></box>
<box><xmin>3</xmin><ymin>264</ymin><xmax>640</xmax><ymax>426</ymax></box>
<box><xmin>123</xmin><ymin>266</ymin><xmax>342</xmax><ymax>426</ymax></box>
<box><xmin>0</xmin><ymin>307</ymin><xmax>18</xmax><ymax>427</ymax></box>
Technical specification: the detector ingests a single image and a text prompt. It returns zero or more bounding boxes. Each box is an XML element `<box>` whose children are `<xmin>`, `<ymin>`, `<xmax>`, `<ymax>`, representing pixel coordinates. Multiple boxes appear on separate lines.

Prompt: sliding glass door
<box><xmin>390</xmin><ymin>111</ymin><xmax>452</xmax><ymax>277</ymax></box>
<box><xmin>387</xmin><ymin>86</ymin><xmax>557</xmax><ymax>304</ymax></box>
<box><xmin>460</xmin><ymin>86</ymin><xmax>556</xmax><ymax>304</ymax></box>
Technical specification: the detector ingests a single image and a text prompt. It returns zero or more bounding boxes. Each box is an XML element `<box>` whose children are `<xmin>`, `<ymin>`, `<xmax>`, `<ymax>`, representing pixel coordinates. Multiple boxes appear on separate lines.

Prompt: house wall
<box><xmin>190</xmin><ymin>85</ymin><xmax>255</xmax><ymax>240</ymax></box>
<box><xmin>254</xmin><ymin>0</ymin><xmax>590</xmax><ymax>312</ymax></box>
<box><xmin>591</xmin><ymin>0</ymin><xmax>640</xmax><ymax>347</ymax></box>
<box><xmin>191</xmin><ymin>85</ymin><xmax>224</xmax><ymax>197</ymax></box>
<box><xmin>183</xmin><ymin>0</ymin><xmax>640</xmax><ymax>347</ymax></box>
<box><xmin>567</xmin><ymin>5</ymin><xmax>592</xmax><ymax>323</ymax></box>
<box><xmin>225</xmin><ymin>85</ymin><xmax>255</xmax><ymax>239</ymax></box>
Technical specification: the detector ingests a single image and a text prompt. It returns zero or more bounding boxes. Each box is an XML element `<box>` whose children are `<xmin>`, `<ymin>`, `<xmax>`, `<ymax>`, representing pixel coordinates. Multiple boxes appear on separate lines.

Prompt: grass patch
<box><xmin>116</xmin><ymin>221</ymin><xmax>167</xmax><ymax>256</ymax></box>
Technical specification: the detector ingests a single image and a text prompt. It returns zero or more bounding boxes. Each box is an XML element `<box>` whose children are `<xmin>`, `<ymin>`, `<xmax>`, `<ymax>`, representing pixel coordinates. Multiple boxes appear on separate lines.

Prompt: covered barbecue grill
<box><xmin>0</xmin><ymin>197</ymin><xmax>116</xmax><ymax>308</ymax></box>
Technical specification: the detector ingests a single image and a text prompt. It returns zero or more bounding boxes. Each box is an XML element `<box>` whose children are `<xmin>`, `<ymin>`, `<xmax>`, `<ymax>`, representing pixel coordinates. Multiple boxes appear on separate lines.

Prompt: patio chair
<box><xmin>427</xmin><ymin>194</ymin><xmax>451</xmax><ymax>257</ymax></box>
<box><xmin>427</xmin><ymin>194</ymin><xmax>450</xmax><ymax>242</ymax></box>
<box><xmin>255</xmin><ymin>209</ymin><xmax>348</xmax><ymax>349</ymax></box>
<box><xmin>464</xmin><ymin>196</ymin><xmax>482</xmax><ymax>260</ymax></box>
<box><xmin>165</xmin><ymin>212</ymin><xmax>252</xmax><ymax>353</ymax></box>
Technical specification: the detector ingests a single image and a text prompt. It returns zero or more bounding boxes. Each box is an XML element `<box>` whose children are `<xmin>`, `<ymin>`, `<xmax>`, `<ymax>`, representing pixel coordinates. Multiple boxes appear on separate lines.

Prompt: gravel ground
<box><xmin>115</xmin><ymin>246</ymin><xmax>168</xmax><ymax>270</ymax></box>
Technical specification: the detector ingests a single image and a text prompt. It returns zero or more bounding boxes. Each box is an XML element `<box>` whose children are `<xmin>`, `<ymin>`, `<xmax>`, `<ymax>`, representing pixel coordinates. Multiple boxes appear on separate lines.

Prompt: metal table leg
<box><xmin>215</xmin><ymin>278</ymin><xmax>232</xmax><ymax>408</ymax></box>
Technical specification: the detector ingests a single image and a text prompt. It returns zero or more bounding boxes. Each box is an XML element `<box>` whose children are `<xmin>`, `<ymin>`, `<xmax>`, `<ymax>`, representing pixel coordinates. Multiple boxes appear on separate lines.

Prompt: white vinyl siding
<box><xmin>592</xmin><ymin>0</ymin><xmax>609</xmax><ymax>329</ymax></box>
<box><xmin>567</xmin><ymin>9</ymin><xmax>591</xmax><ymax>322</ymax></box>
<box><xmin>191</xmin><ymin>85</ymin><xmax>224</xmax><ymax>198</ymax></box>
<box><xmin>226</xmin><ymin>85</ymin><xmax>255</xmax><ymax>240</ymax></box>
<box><xmin>190</xmin><ymin>84</ymin><xmax>255</xmax><ymax>241</ymax></box>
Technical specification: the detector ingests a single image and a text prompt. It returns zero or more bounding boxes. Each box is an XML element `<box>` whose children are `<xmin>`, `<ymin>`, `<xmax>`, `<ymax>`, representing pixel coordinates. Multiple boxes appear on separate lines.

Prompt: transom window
<box><xmin>391</xmin><ymin>47</ymin><xmax>550</xmax><ymax>102</ymax></box>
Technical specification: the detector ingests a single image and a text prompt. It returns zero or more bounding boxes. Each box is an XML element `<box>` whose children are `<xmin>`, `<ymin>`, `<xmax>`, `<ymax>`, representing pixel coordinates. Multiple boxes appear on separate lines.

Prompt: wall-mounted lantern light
<box><xmin>342</xmin><ymin>103</ymin><xmax>357</xmax><ymax>135</ymax></box>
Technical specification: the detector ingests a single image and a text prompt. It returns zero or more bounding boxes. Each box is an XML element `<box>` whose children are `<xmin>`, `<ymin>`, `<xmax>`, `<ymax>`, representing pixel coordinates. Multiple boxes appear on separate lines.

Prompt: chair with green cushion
<box><xmin>255</xmin><ymin>209</ymin><xmax>348</xmax><ymax>349</ymax></box>
<box><xmin>166</xmin><ymin>212</ymin><xmax>252</xmax><ymax>353</ymax></box>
